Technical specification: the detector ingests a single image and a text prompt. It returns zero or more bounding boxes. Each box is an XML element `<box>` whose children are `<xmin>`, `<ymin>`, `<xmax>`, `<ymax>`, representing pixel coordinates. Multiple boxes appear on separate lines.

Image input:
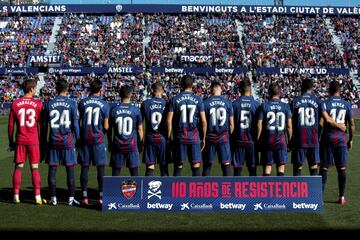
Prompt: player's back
<box><xmin>232</xmin><ymin>96</ymin><xmax>260</xmax><ymax>147</ymax></box>
<box><xmin>204</xmin><ymin>95</ymin><xmax>233</xmax><ymax>144</ymax></box>
<box><xmin>323</xmin><ymin>96</ymin><xmax>353</xmax><ymax>147</ymax></box>
<box><xmin>291</xmin><ymin>93</ymin><xmax>323</xmax><ymax>148</ymax></box>
<box><xmin>170</xmin><ymin>91</ymin><xmax>204</xmax><ymax>144</ymax></box>
<box><xmin>141</xmin><ymin>97</ymin><xmax>167</xmax><ymax>144</ymax></box>
<box><xmin>10</xmin><ymin>96</ymin><xmax>43</xmax><ymax>145</ymax></box>
<box><xmin>111</xmin><ymin>102</ymin><xmax>142</xmax><ymax>152</ymax></box>
<box><xmin>260</xmin><ymin>99</ymin><xmax>292</xmax><ymax>150</ymax></box>
<box><xmin>46</xmin><ymin>96</ymin><xmax>78</xmax><ymax>149</ymax></box>
<box><xmin>78</xmin><ymin>95</ymin><xmax>109</xmax><ymax>145</ymax></box>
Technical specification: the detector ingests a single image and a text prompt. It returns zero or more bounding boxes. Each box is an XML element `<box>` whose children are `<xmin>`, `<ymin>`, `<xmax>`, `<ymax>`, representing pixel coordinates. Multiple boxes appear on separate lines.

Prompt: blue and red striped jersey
<box><xmin>204</xmin><ymin>95</ymin><xmax>233</xmax><ymax>144</ymax></box>
<box><xmin>78</xmin><ymin>96</ymin><xmax>110</xmax><ymax>145</ymax></box>
<box><xmin>291</xmin><ymin>93</ymin><xmax>324</xmax><ymax>148</ymax></box>
<box><xmin>44</xmin><ymin>96</ymin><xmax>80</xmax><ymax>149</ymax></box>
<box><xmin>258</xmin><ymin>99</ymin><xmax>292</xmax><ymax>150</ymax></box>
<box><xmin>323</xmin><ymin>96</ymin><xmax>353</xmax><ymax>147</ymax></box>
<box><xmin>232</xmin><ymin>96</ymin><xmax>260</xmax><ymax>147</ymax></box>
<box><xmin>141</xmin><ymin>97</ymin><xmax>167</xmax><ymax>145</ymax></box>
<box><xmin>110</xmin><ymin>103</ymin><xmax>142</xmax><ymax>153</ymax></box>
<box><xmin>169</xmin><ymin>91</ymin><xmax>205</xmax><ymax>144</ymax></box>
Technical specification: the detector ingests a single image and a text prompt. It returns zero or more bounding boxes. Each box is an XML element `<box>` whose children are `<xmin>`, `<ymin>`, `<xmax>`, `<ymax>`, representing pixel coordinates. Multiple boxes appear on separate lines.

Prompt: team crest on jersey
<box><xmin>121</xmin><ymin>180</ymin><xmax>137</xmax><ymax>199</ymax></box>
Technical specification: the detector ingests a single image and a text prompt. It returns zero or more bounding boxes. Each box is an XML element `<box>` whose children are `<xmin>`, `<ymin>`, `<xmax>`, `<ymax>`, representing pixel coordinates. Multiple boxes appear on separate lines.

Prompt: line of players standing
<box><xmin>7</xmin><ymin>75</ymin><xmax>355</xmax><ymax>206</ymax></box>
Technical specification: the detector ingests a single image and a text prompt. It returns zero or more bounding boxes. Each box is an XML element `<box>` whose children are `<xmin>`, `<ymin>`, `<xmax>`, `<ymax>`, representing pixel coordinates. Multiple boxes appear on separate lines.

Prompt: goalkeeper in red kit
<box><xmin>8</xmin><ymin>79</ymin><xmax>46</xmax><ymax>205</ymax></box>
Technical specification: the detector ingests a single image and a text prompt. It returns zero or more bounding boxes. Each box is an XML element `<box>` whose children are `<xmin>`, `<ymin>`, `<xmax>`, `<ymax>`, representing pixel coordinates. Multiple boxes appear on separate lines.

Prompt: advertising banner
<box><xmin>103</xmin><ymin>176</ymin><xmax>323</xmax><ymax>213</ymax></box>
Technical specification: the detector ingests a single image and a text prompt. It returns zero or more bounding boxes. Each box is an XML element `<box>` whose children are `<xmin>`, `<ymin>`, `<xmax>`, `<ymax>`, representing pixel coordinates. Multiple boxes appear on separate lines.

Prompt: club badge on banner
<box><xmin>103</xmin><ymin>177</ymin><xmax>323</xmax><ymax>213</ymax></box>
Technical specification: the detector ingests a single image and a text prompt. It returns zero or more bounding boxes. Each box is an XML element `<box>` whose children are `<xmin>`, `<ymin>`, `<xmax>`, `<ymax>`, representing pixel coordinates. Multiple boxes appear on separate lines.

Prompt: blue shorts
<box><xmin>232</xmin><ymin>146</ymin><xmax>256</xmax><ymax>168</ymax></box>
<box><xmin>143</xmin><ymin>141</ymin><xmax>168</xmax><ymax>165</ymax></box>
<box><xmin>321</xmin><ymin>146</ymin><xmax>348</xmax><ymax>168</ymax></box>
<box><xmin>262</xmin><ymin>149</ymin><xmax>288</xmax><ymax>166</ymax></box>
<box><xmin>78</xmin><ymin>143</ymin><xmax>107</xmax><ymax>166</ymax></box>
<box><xmin>292</xmin><ymin>147</ymin><xmax>320</xmax><ymax>166</ymax></box>
<box><xmin>202</xmin><ymin>142</ymin><xmax>231</xmax><ymax>165</ymax></box>
<box><xmin>174</xmin><ymin>142</ymin><xmax>202</xmax><ymax>165</ymax></box>
<box><xmin>46</xmin><ymin>148</ymin><xmax>77</xmax><ymax>166</ymax></box>
<box><xmin>110</xmin><ymin>151</ymin><xmax>140</xmax><ymax>168</ymax></box>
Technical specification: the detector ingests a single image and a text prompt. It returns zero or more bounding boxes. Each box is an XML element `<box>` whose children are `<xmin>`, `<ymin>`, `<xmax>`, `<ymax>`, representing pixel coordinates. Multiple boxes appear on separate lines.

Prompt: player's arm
<box><xmin>137</xmin><ymin>111</ymin><xmax>144</xmax><ymax>153</ymax></box>
<box><xmin>347</xmin><ymin>118</ymin><xmax>355</xmax><ymax>150</ymax></box>
<box><xmin>166</xmin><ymin>111</ymin><xmax>173</xmax><ymax>141</ymax></box>
<box><xmin>257</xmin><ymin>120</ymin><xmax>263</xmax><ymax>140</ymax></box>
<box><xmin>287</xmin><ymin>118</ymin><xmax>293</xmax><ymax>144</ymax></box>
<box><xmin>322</xmin><ymin>111</ymin><xmax>346</xmax><ymax>132</ymax></box>
<box><xmin>200</xmin><ymin>111</ymin><xmax>207</xmax><ymax>151</ymax></box>
<box><xmin>71</xmin><ymin>104</ymin><xmax>81</xmax><ymax>146</ymax></box>
<box><xmin>107</xmin><ymin>117</ymin><xmax>113</xmax><ymax>152</ymax></box>
<box><xmin>319</xmin><ymin>117</ymin><xmax>324</xmax><ymax>142</ymax></box>
<box><xmin>8</xmin><ymin>107</ymin><xmax>15</xmax><ymax>150</ymax></box>
<box><xmin>229</xmin><ymin>115</ymin><xmax>234</xmax><ymax>135</ymax></box>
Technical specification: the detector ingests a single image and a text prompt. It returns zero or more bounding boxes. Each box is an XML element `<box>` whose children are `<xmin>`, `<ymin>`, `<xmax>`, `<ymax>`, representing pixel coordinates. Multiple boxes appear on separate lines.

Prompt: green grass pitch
<box><xmin>0</xmin><ymin>116</ymin><xmax>360</xmax><ymax>232</ymax></box>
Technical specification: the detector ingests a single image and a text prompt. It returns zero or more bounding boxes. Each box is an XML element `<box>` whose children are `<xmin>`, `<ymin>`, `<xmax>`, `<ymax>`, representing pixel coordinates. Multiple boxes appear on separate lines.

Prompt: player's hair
<box><xmin>152</xmin><ymin>82</ymin><xmax>164</xmax><ymax>93</ymax></box>
<box><xmin>329</xmin><ymin>80</ymin><xmax>341</xmax><ymax>95</ymax></box>
<box><xmin>181</xmin><ymin>75</ymin><xmax>193</xmax><ymax>90</ymax></box>
<box><xmin>239</xmin><ymin>80</ymin><xmax>251</xmax><ymax>94</ymax></box>
<box><xmin>268</xmin><ymin>82</ymin><xmax>281</xmax><ymax>97</ymax></box>
<box><xmin>22</xmin><ymin>79</ymin><xmax>37</xmax><ymax>94</ymax></box>
<box><xmin>90</xmin><ymin>79</ymin><xmax>103</xmax><ymax>94</ymax></box>
<box><xmin>120</xmin><ymin>85</ymin><xmax>133</xmax><ymax>99</ymax></box>
<box><xmin>210</xmin><ymin>81</ymin><xmax>222</xmax><ymax>90</ymax></box>
<box><xmin>301</xmin><ymin>78</ymin><xmax>314</xmax><ymax>93</ymax></box>
<box><xmin>55</xmin><ymin>79</ymin><xmax>69</xmax><ymax>94</ymax></box>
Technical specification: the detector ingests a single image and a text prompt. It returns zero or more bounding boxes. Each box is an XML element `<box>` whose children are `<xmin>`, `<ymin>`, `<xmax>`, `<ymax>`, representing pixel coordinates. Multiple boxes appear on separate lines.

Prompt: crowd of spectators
<box><xmin>0</xmin><ymin>16</ymin><xmax>54</xmax><ymax>67</ymax></box>
<box><xmin>145</xmin><ymin>13</ymin><xmax>243</xmax><ymax>67</ymax></box>
<box><xmin>240</xmin><ymin>14</ymin><xmax>345</xmax><ymax>68</ymax></box>
<box><xmin>331</xmin><ymin>16</ymin><xmax>359</xmax><ymax>70</ymax></box>
<box><xmin>52</xmin><ymin>14</ymin><xmax>145</xmax><ymax>67</ymax></box>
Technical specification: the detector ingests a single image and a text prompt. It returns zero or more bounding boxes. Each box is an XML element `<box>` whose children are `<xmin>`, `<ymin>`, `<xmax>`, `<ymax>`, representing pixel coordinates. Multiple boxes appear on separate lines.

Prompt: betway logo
<box><xmin>147</xmin><ymin>202</ymin><xmax>173</xmax><ymax>211</ymax></box>
<box><xmin>215</xmin><ymin>68</ymin><xmax>234</xmax><ymax>74</ymax></box>
<box><xmin>165</xmin><ymin>68</ymin><xmax>184</xmax><ymax>73</ymax></box>
<box><xmin>220</xmin><ymin>203</ymin><xmax>246</xmax><ymax>210</ymax></box>
<box><xmin>293</xmin><ymin>203</ymin><xmax>319</xmax><ymax>211</ymax></box>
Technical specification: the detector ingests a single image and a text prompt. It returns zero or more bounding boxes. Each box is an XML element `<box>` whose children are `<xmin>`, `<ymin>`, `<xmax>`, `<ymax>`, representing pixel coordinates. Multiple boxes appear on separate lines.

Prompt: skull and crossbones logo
<box><xmin>147</xmin><ymin>181</ymin><xmax>162</xmax><ymax>200</ymax></box>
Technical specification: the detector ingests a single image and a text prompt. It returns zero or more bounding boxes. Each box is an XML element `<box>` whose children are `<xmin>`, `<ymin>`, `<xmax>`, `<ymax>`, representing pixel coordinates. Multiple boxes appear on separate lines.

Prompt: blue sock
<box><xmin>112</xmin><ymin>167</ymin><xmax>121</xmax><ymax>176</ymax></box>
<box><xmin>48</xmin><ymin>166</ymin><xmax>57</xmax><ymax>197</ymax></box>
<box><xmin>130</xmin><ymin>167</ymin><xmax>139</xmax><ymax>176</ymax></box>
<box><xmin>174</xmin><ymin>166</ymin><xmax>183</xmax><ymax>176</ymax></box>
<box><xmin>192</xmin><ymin>167</ymin><xmax>201</xmax><ymax>176</ymax></box>
<box><xmin>66</xmin><ymin>166</ymin><xmax>75</xmax><ymax>198</ymax></box>
<box><xmin>145</xmin><ymin>168</ymin><xmax>154</xmax><ymax>176</ymax></box>
<box><xmin>160</xmin><ymin>164</ymin><xmax>169</xmax><ymax>176</ymax></box>
<box><xmin>202</xmin><ymin>164</ymin><xmax>212</xmax><ymax>176</ymax></box>
<box><xmin>320</xmin><ymin>168</ymin><xmax>328</xmax><ymax>192</ymax></box>
<box><xmin>310</xmin><ymin>168</ymin><xmax>318</xmax><ymax>176</ymax></box>
<box><xmin>234</xmin><ymin>168</ymin><xmax>242</xmax><ymax>176</ymax></box>
<box><xmin>80</xmin><ymin>166</ymin><xmax>89</xmax><ymax>194</ymax></box>
<box><xmin>293</xmin><ymin>168</ymin><xmax>302</xmax><ymax>176</ymax></box>
<box><xmin>97</xmin><ymin>166</ymin><xmax>105</xmax><ymax>192</ymax></box>
<box><xmin>338</xmin><ymin>169</ymin><xmax>346</xmax><ymax>197</ymax></box>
